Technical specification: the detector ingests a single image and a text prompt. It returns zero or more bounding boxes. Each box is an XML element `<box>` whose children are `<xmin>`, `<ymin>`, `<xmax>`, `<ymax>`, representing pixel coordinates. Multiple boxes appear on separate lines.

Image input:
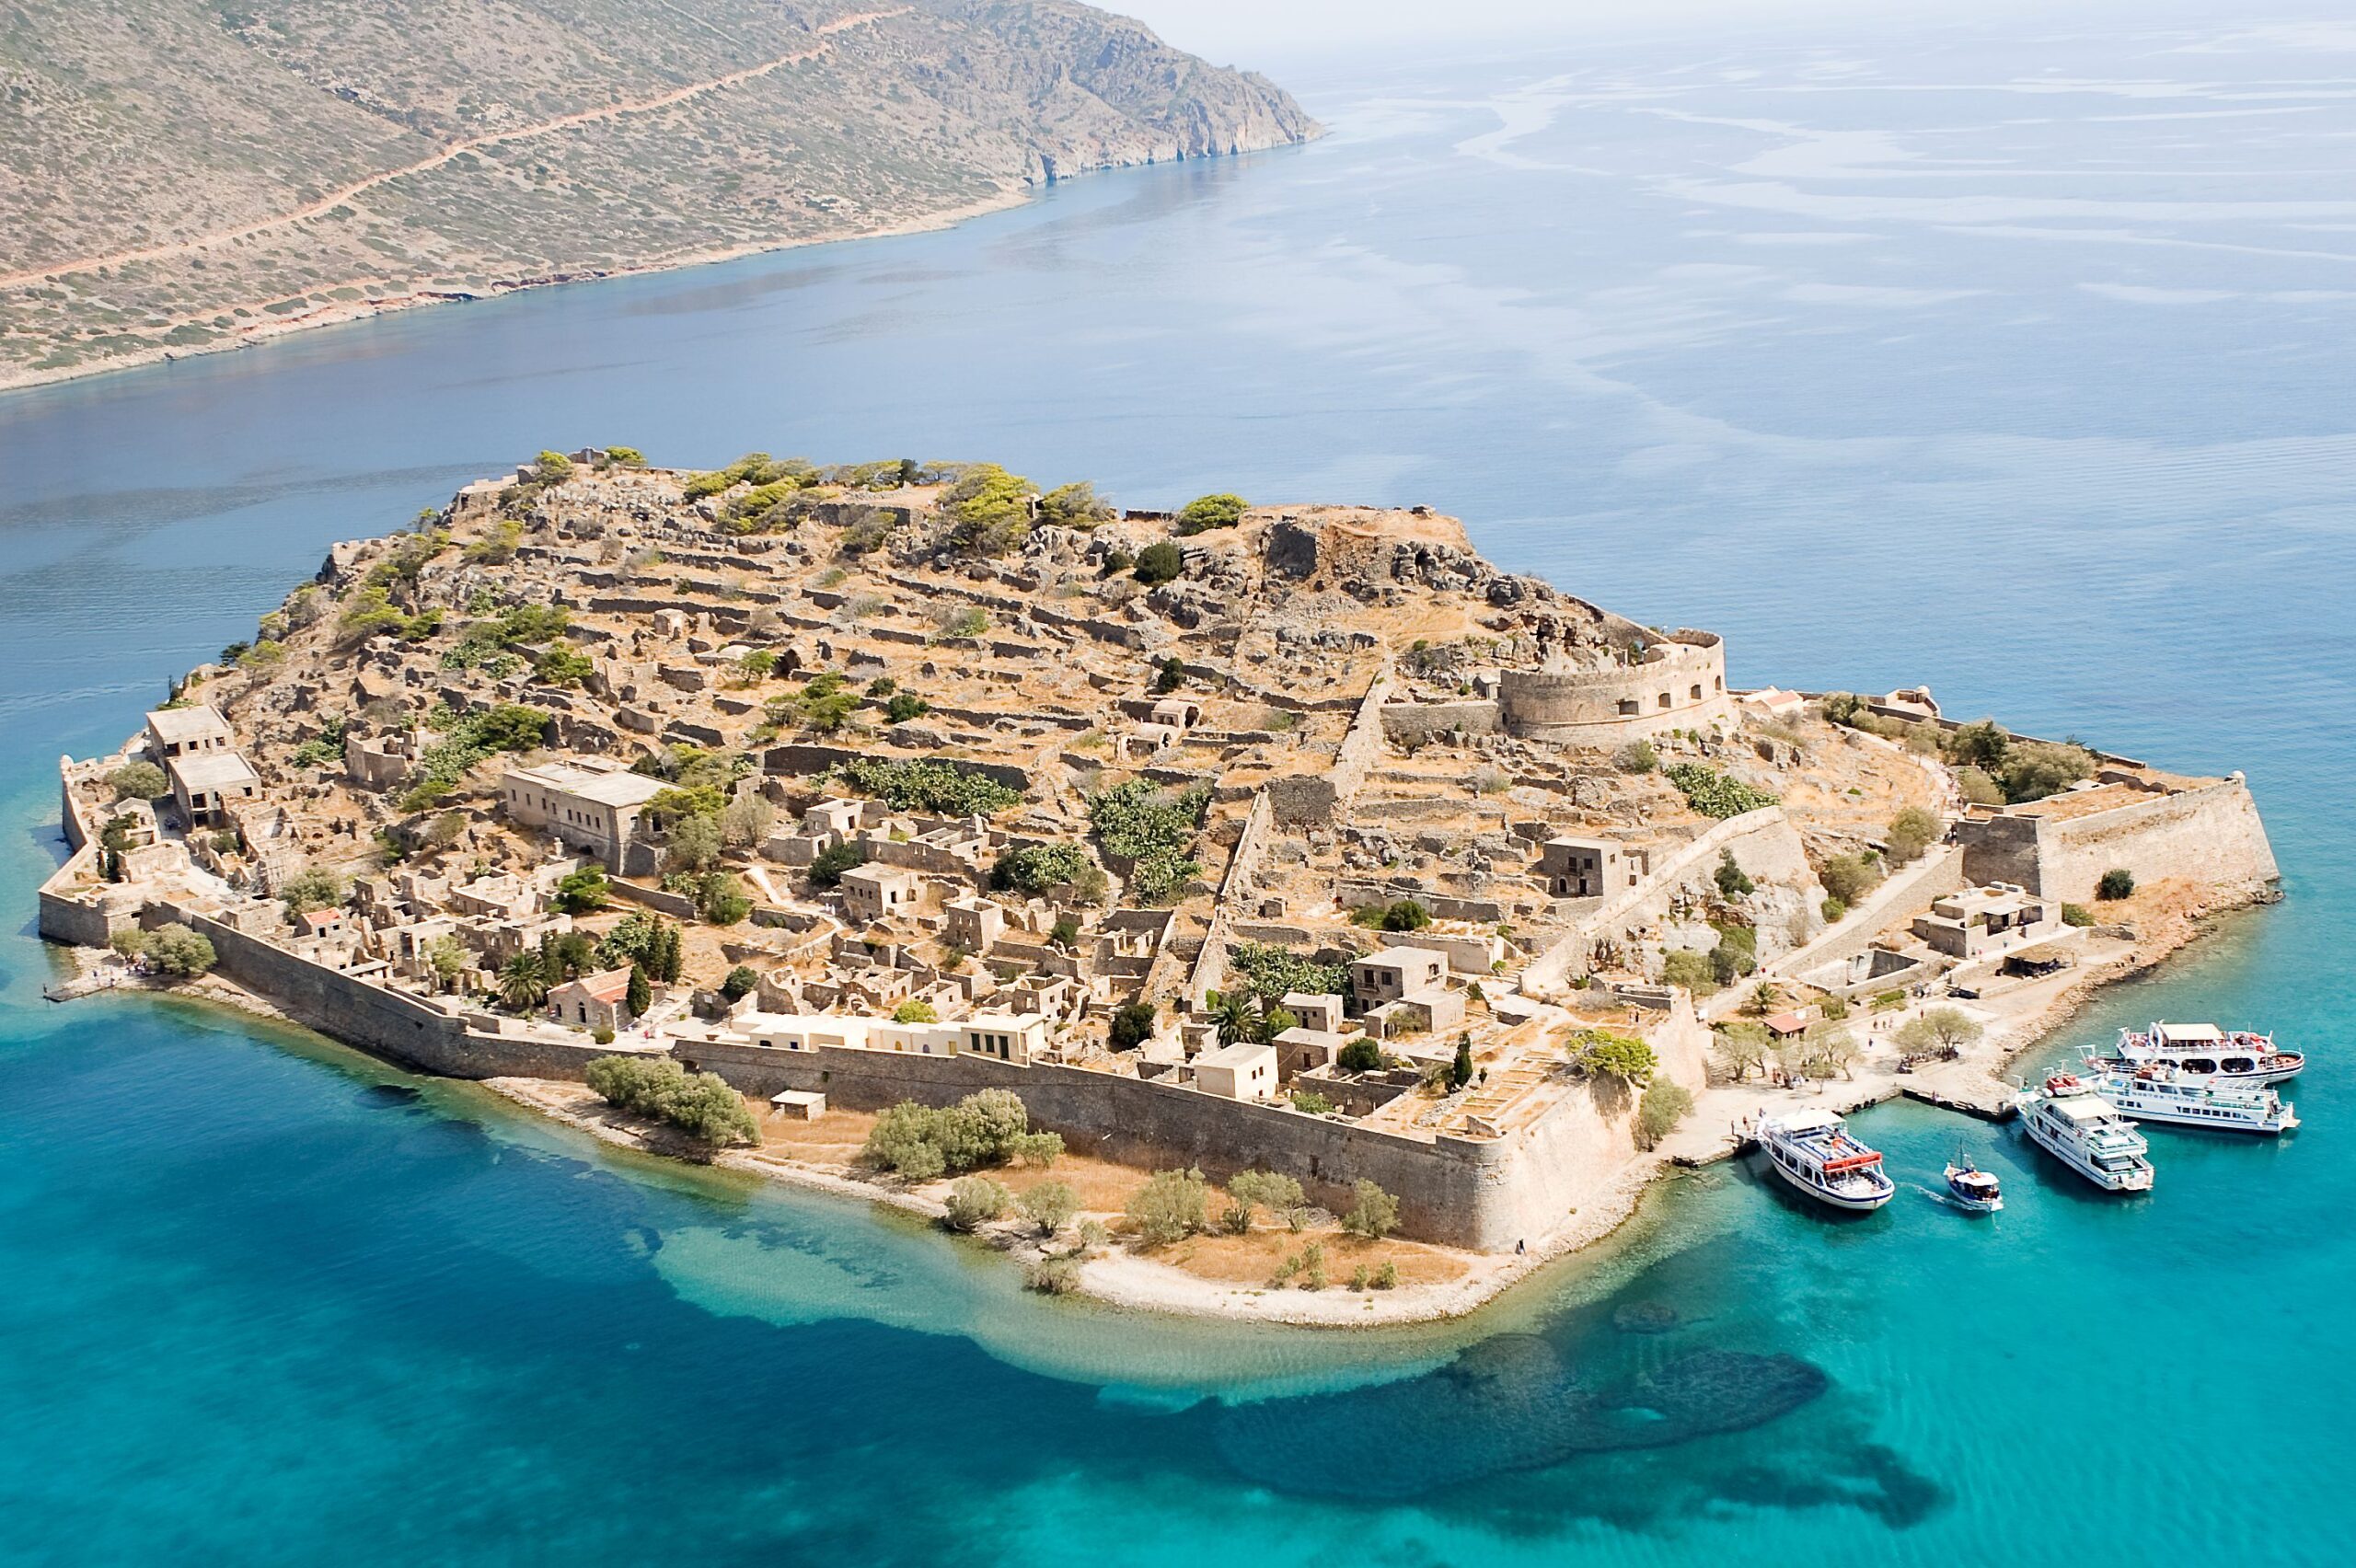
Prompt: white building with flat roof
<box><xmin>1348</xmin><ymin>946</ymin><xmax>1448</xmax><ymax>1011</ymax></box>
<box><xmin>167</xmin><ymin>749</ymin><xmax>261</xmax><ymax>828</ymax></box>
<box><xmin>145</xmin><ymin>705</ymin><xmax>236</xmax><ymax>761</ymax></box>
<box><xmin>1195</xmin><ymin>1041</ymin><xmax>1278</xmax><ymax>1101</ymax></box>
<box><xmin>501</xmin><ymin>760</ymin><xmax>667</xmax><ymax>867</ymax></box>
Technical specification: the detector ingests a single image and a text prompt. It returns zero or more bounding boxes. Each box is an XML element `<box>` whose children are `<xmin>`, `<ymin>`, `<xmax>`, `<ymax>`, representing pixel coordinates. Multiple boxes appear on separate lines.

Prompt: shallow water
<box><xmin>2</xmin><ymin>6</ymin><xmax>2350</xmax><ymax>1562</ymax></box>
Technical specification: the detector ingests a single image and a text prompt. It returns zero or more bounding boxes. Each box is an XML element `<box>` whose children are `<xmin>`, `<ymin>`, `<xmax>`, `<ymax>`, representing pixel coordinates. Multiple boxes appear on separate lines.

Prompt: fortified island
<box><xmin>38</xmin><ymin>451</ymin><xmax>2281</xmax><ymax>1322</ymax></box>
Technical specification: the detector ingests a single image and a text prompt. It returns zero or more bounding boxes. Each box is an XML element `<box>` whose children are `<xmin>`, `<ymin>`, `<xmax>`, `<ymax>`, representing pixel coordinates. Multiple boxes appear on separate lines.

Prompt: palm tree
<box><xmin>1207</xmin><ymin>987</ymin><xmax>1265</xmax><ymax>1045</ymax></box>
<box><xmin>498</xmin><ymin>952</ymin><xmax>549</xmax><ymax>1013</ymax></box>
<box><xmin>1750</xmin><ymin>980</ymin><xmax>1782</xmax><ymax>1016</ymax></box>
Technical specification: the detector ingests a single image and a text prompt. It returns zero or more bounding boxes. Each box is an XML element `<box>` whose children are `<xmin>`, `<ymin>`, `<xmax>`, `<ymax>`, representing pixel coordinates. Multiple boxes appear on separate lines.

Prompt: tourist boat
<box><xmin>2086</xmin><ymin>1062</ymin><xmax>2299</xmax><ymax>1136</ymax></box>
<box><xmin>1753</xmin><ymin>1110</ymin><xmax>1895</xmax><ymax>1211</ymax></box>
<box><xmin>2087</xmin><ymin>1022</ymin><xmax>2302</xmax><ymax>1086</ymax></box>
<box><xmin>1943</xmin><ymin>1157</ymin><xmax>2004</xmax><ymax>1213</ymax></box>
<box><xmin>2016</xmin><ymin>1074</ymin><xmax>2154</xmax><ymax>1192</ymax></box>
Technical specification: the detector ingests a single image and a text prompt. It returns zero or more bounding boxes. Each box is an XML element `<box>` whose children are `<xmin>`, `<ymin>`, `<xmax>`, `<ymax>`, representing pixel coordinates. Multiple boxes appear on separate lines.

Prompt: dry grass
<box><xmin>1140</xmin><ymin>1225</ymin><xmax>1469</xmax><ymax>1289</ymax></box>
<box><xmin>753</xmin><ymin>1100</ymin><xmax>875</xmax><ymax>1164</ymax></box>
<box><xmin>996</xmin><ymin>1149</ymin><xmax>1158</xmax><ymax>1214</ymax></box>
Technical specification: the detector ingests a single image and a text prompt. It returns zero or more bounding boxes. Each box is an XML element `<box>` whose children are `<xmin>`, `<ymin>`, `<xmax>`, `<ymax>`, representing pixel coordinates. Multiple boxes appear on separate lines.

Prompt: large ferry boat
<box><xmin>2017</xmin><ymin>1074</ymin><xmax>2155</xmax><ymax>1192</ymax></box>
<box><xmin>1753</xmin><ymin>1110</ymin><xmax>1895</xmax><ymax>1211</ymax></box>
<box><xmin>2088</xmin><ymin>1022</ymin><xmax>2302</xmax><ymax>1086</ymax></box>
<box><xmin>2087</xmin><ymin>1062</ymin><xmax>2299</xmax><ymax>1136</ymax></box>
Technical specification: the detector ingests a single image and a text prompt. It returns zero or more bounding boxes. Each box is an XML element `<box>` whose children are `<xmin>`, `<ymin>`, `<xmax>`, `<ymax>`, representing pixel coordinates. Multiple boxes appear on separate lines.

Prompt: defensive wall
<box><xmin>1496</xmin><ymin>630</ymin><xmax>1735</xmax><ymax>745</ymax></box>
<box><xmin>676</xmin><ymin>1032</ymin><xmax>1652</xmax><ymax>1251</ymax></box>
<box><xmin>135</xmin><ymin>898</ymin><xmax>618</xmax><ymax>1081</ymax></box>
<box><xmin>1954</xmin><ymin>774</ymin><xmax>2278</xmax><ymax>903</ymax></box>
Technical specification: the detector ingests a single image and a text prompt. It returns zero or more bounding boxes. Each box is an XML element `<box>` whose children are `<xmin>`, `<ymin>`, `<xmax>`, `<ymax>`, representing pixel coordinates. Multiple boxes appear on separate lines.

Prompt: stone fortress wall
<box><xmin>1496</xmin><ymin>629</ymin><xmax>1734</xmax><ymax>744</ymax></box>
<box><xmin>1955</xmin><ymin>774</ymin><xmax>2278</xmax><ymax>904</ymax></box>
<box><xmin>678</xmin><ymin>1020</ymin><xmax>1703</xmax><ymax>1251</ymax></box>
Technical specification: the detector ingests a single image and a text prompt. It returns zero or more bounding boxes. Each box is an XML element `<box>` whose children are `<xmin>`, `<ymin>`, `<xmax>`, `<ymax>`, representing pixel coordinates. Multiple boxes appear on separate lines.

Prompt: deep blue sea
<box><xmin>4</xmin><ymin>7</ymin><xmax>2351</xmax><ymax>1562</ymax></box>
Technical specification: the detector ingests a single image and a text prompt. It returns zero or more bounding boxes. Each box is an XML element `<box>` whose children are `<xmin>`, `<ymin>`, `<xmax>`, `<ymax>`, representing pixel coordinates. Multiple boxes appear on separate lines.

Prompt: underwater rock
<box><xmin>1611</xmin><ymin>1300</ymin><xmax>1681</xmax><ymax>1335</ymax></box>
<box><xmin>1211</xmin><ymin>1336</ymin><xmax>1829</xmax><ymax>1498</ymax></box>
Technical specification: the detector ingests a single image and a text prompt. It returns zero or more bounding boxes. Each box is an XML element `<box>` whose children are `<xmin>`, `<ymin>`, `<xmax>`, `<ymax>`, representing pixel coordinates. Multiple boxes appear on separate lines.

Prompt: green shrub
<box><xmin>884</xmin><ymin>691</ymin><xmax>930</xmax><ymax>724</ymax></box>
<box><xmin>943</xmin><ymin>1176</ymin><xmax>1012</xmax><ymax>1231</ymax></box>
<box><xmin>1634</xmin><ymin>1081</ymin><xmax>1693</xmax><ymax>1150</ymax></box>
<box><xmin>1818</xmin><ymin>851</ymin><xmax>1884</xmax><ymax>906</ymax></box>
<box><xmin>892</xmin><ymin>998</ymin><xmax>938</xmax><ymax>1023</ymax></box>
<box><xmin>1337</xmin><ymin>1039</ymin><xmax>1385</xmax><ymax>1073</ymax></box>
<box><xmin>1614</xmin><ymin>739</ymin><xmax>1657</xmax><ymax>774</ymax></box>
<box><xmin>1714</xmin><ymin>849</ymin><xmax>1755</xmax><ymax>898</ymax></box>
<box><xmin>941</xmin><ymin>463</ymin><xmax>1034</xmax><ymax>555</ymax></box>
<box><xmin>862</xmin><ymin>1089</ymin><xmax>1037</xmax><ymax>1178</ymax></box>
<box><xmin>1174</xmin><ymin>493</ymin><xmax>1246</xmax><ymax>535</ymax></box>
<box><xmin>808</xmin><ymin>838</ymin><xmax>870</xmax><ymax>890</ymax></box>
<box><xmin>1025</xmin><ymin>1256</ymin><xmax>1082</xmax><ymax>1295</ymax></box>
<box><xmin>1569</xmin><ymin>1030</ymin><xmax>1656</xmax><ymax>1083</ymax></box>
<box><xmin>1662</xmin><ymin>763</ymin><xmax>1778</xmax><ymax>819</ymax></box>
<box><xmin>108</xmin><ymin>761</ymin><xmax>169</xmax><ymax>801</ymax></box>
<box><xmin>1340</xmin><ymin>1179</ymin><xmax>1400</xmax><ymax>1239</ymax></box>
<box><xmin>583</xmin><ymin>1055</ymin><xmax>756</xmax><ymax>1146</ymax></box>
<box><xmin>1086</xmin><ymin>778</ymin><xmax>1209</xmax><ymax>902</ymax></box>
<box><xmin>555</xmin><ymin>866</ymin><xmax>609</xmax><ymax>914</ymax></box>
<box><xmin>280</xmin><ymin>866</ymin><xmax>344</xmax><ymax>915</ymax></box>
<box><xmin>1661</xmin><ymin>948</ymin><xmax>1716</xmax><ymax>995</ymax></box>
<box><xmin>2096</xmin><ymin>868</ymin><xmax>2136</xmax><ymax>901</ymax></box>
<box><xmin>1106</xmin><ymin>1000</ymin><xmax>1158</xmax><ymax>1051</ymax></box>
<box><xmin>1126</xmin><ymin>1167</ymin><xmax>1210</xmax><ymax>1244</ymax></box>
<box><xmin>2061</xmin><ymin>903</ymin><xmax>2095</xmax><ymax>928</ymax></box>
<box><xmin>833</xmin><ymin>757</ymin><xmax>1022</xmax><ymax>816</ymax></box>
<box><xmin>1230</xmin><ymin>943</ymin><xmax>1349</xmax><ymax>1003</ymax></box>
<box><xmin>1372</xmin><ymin>1261</ymin><xmax>1398</xmax><ymax>1289</ymax></box>
<box><xmin>1020</xmin><ymin>1181</ymin><xmax>1080</xmax><ymax>1236</ymax></box>
<box><xmin>991</xmin><ymin>840</ymin><xmax>1100</xmax><ymax>897</ymax></box>
<box><xmin>1350</xmin><ymin>898</ymin><xmax>1430</xmax><ymax>932</ymax></box>
<box><xmin>1133</xmin><ymin>540</ymin><xmax>1183</xmax><ymax>584</ymax></box>
<box><xmin>1289</xmin><ymin>1090</ymin><xmax>1336</xmax><ymax>1115</ymax></box>
<box><xmin>144</xmin><ymin>922</ymin><xmax>217</xmax><ymax>976</ymax></box>
<box><xmin>721</xmin><ymin>965</ymin><xmax>760</xmax><ymax>1001</ymax></box>
<box><xmin>1886</xmin><ymin>805</ymin><xmax>1940</xmax><ymax>863</ymax></box>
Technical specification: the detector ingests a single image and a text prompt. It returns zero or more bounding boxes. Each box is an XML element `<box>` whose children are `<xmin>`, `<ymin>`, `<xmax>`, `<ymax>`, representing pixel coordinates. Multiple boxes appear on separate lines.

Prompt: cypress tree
<box><xmin>627</xmin><ymin>963</ymin><xmax>652</xmax><ymax>1020</ymax></box>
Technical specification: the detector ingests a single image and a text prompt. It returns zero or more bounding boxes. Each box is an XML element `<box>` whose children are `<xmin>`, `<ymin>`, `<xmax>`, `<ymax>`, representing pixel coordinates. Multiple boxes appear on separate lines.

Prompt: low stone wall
<box><xmin>609</xmin><ymin>880</ymin><xmax>700</xmax><ymax>919</ymax></box>
<box><xmin>1379</xmin><ymin>699</ymin><xmax>1501</xmax><ymax>745</ymax></box>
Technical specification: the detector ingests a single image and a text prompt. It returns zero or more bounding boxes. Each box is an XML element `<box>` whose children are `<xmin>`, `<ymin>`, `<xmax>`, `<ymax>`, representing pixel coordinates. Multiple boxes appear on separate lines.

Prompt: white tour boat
<box><xmin>1753</xmin><ymin>1110</ymin><xmax>1895</xmax><ymax>1211</ymax></box>
<box><xmin>2086</xmin><ymin>1062</ymin><xmax>2299</xmax><ymax>1136</ymax></box>
<box><xmin>2087</xmin><ymin>1021</ymin><xmax>2302</xmax><ymax>1087</ymax></box>
<box><xmin>2017</xmin><ymin>1074</ymin><xmax>2154</xmax><ymax>1192</ymax></box>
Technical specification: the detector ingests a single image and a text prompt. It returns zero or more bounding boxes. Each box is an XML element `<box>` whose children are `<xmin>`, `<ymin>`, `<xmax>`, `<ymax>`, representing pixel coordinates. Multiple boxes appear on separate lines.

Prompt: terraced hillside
<box><xmin>0</xmin><ymin>0</ymin><xmax>1314</xmax><ymax>387</ymax></box>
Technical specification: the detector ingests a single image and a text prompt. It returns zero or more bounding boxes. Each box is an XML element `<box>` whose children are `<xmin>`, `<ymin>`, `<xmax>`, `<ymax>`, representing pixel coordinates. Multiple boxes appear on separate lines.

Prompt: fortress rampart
<box><xmin>1497</xmin><ymin>629</ymin><xmax>1734</xmax><ymax>744</ymax></box>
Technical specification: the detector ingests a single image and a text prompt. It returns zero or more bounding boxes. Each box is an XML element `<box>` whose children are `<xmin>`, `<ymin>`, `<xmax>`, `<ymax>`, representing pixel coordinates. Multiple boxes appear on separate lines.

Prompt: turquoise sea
<box><xmin>3</xmin><ymin>7</ymin><xmax>2350</xmax><ymax>1562</ymax></box>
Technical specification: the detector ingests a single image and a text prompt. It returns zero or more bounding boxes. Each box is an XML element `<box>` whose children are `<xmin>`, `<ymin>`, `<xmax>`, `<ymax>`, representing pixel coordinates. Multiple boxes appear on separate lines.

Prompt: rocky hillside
<box><xmin>0</xmin><ymin>0</ymin><xmax>1315</xmax><ymax>388</ymax></box>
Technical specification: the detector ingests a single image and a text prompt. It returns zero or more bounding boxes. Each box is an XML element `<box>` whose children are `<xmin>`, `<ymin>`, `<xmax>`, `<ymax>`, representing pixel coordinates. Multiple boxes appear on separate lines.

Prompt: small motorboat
<box><xmin>1943</xmin><ymin>1157</ymin><xmax>2004</xmax><ymax>1213</ymax></box>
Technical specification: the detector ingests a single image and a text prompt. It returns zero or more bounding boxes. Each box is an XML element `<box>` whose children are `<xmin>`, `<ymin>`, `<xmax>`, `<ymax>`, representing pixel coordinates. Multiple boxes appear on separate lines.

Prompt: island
<box><xmin>39</xmin><ymin>449</ymin><xmax>2281</xmax><ymax>1323</ymax></box>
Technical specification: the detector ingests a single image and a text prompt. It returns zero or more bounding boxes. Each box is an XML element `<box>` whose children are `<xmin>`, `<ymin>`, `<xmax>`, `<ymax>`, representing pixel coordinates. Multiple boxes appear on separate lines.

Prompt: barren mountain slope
<box><xmin>0</xmin><ymin>0</ymin><xmax>1314</xmax><ymax>387</ymax></box>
